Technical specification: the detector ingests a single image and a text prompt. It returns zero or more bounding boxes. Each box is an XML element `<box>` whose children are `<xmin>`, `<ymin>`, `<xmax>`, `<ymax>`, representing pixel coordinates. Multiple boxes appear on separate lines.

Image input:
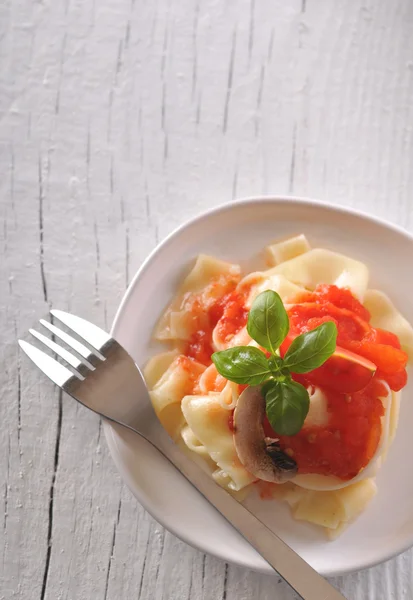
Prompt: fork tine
<box><xmin>29</xmin><ymin>328</ymin><xmax>88</xmax><ymax>373</ymax></box>
<box><xmin>50</xmin><ymin>310</ymin><xmax>111</xmax><ymax>352</ymax></box>
<box><xmin>40</xmin><ymin>319</ymin><xmax>100</xmax><ymax>366</ymax></box>
<box><xmin>18</xmin><ymin>340</ymin><xmax>82</xmax><ymax>387</ymax></box>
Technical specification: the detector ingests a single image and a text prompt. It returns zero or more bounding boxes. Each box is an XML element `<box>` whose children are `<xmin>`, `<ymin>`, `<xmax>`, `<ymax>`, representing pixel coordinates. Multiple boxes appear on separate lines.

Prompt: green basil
<box><xmin>212</xmin><ymin>292</ymin><xmax>339</xmax><ymax>437</ymax></box>
<box><xmin>283</xmin><ymin>321</ymin><xmax>337</xmax><ymax>374</ymax></box>
<box><xmin>267</xmin><ymin>355</ymin><xmax>284</xmax><ymax>376</ymax></box>
<box><xmin>247</xmin><ymin>290</ymin><xmax>289</xmax><ymax>354</ymax></box>
<box><xmin>212</xmin><ymin>346</ymin><xmax>272</xmax><ymax>385</ymax></box>
<box><xmin>264</xmin><ymin>380</ymin><xmax>310</xmax><ymax>436</ymax></box>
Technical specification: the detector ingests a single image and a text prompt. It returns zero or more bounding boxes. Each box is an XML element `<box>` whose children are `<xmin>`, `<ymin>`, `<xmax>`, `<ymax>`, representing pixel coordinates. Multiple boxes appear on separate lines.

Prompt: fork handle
<box><xmin>150</xmin><ymin>431</ymin><xmax>346</xmax><ymax>600</ymax></box>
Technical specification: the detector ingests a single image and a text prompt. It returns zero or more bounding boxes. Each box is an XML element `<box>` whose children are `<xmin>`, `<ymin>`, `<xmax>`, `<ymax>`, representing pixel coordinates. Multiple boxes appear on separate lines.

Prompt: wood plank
<box><xmin>1</xmin><ymin>0</ymin><xmax>413</xmax><ymax>598</ymax></box>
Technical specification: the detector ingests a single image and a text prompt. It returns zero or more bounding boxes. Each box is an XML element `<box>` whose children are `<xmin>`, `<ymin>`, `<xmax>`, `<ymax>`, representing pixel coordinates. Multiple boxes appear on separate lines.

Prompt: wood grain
<box><xmin>1</xmin><ymin>0</ymin><xmax>413</xmax><ymax>598</ymax></box>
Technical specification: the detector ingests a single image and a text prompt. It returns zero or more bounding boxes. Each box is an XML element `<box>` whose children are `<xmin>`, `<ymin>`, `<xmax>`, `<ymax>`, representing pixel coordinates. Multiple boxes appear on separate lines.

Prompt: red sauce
<box><xmin>286</xmin><ymin>285</ymin><xmax>408</xmax><ymax>392</ymax></box>
<box><xmin>263</xmin><ymin>378</ymin><xmax>385</xmax><ymax>479</ymax></box>
<box><xmin>182</xmin><ymin>281</ymin><xmax>408</xmax><ymax>481</ymax></box>
<box><xmin>185</xmin><ymin>276</ymin><xmax>248</xmax><ymax>365</ymax></box>
<box><xmin>186</xmin><ymin>330</ymin><xmax>215</xmax><ymax>365</ymax></box>
<box><xmin>274</xmin><ymin>284</ymin><xmax>407</xmax><ymax>479</ymax></box>
<box><xmin>294</xmin><ymin>284</ymin><xmax>371</xmax><ymax>321</ymax></box>
<box><xmin>213</xmin><ymin>292</ymin><xmax>248</xmax><ymax>344</ymax></box>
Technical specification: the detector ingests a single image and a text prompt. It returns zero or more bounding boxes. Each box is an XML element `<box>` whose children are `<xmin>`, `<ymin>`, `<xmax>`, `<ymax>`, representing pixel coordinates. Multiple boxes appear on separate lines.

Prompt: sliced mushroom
<box><xmin>233</xmin><ymin>386</ymin><xmax>297</xmax><ymax>483</ymax></box>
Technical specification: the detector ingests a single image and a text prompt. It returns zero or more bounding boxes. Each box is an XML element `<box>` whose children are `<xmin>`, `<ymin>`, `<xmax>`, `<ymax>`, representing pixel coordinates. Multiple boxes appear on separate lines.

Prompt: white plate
<box><xmin>104</xmin><ymin>197</ymin><xmax>413</xmax><ymax>577</ymax></box>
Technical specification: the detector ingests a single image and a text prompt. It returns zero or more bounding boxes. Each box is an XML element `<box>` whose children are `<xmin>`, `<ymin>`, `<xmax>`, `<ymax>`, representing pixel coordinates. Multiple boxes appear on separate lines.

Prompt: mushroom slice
<box><xmin>233</xmin><ymin>386</ymin><xmax>297</xmax><ymax>483</ymax></box>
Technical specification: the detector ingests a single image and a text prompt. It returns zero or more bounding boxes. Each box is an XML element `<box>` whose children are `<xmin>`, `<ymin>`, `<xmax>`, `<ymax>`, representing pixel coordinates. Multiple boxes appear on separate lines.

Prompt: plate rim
<box><xmin>104</xmin><ymin>195</ymin><xmax>413</xmax><ymax>576</ymax></box>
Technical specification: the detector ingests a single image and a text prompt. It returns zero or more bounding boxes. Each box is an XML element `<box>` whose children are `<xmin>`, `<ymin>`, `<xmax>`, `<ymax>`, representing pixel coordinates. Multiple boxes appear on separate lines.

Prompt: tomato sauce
<box><xmin>286</xmin><ymin>285</ymin><xmax>408</xmax><ymax>392</ymax></box>
<box><xmin>263</xmin><ymin>378</ymin><xmax>386</xmax><ymax>479</ymax></box>
<box><xmin>182</xmin><ymin>280</ymin><xmax>408</xmax><ymax>481</ymax></box>
<box><xmin>185</xmin><ymin>275</ymin><xmax>248</xmax><ymax>365</ymax></box>
<box><xmin>186</xmin><ymin>330</ymin><xmax>215</xmax><ymax>365</ymax></box>
<box><xmin>276</xmin><ymin>284</ymin><xmax>407</xmax><ymax>479</ymax></box>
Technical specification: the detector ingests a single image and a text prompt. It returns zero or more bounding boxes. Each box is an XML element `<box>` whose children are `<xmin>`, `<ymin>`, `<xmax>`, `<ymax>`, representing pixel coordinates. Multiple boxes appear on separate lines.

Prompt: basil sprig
<box><xmin>212</xmin><ymin>290</ymin><xmax>337</xmax><ymax>436</ymax></box>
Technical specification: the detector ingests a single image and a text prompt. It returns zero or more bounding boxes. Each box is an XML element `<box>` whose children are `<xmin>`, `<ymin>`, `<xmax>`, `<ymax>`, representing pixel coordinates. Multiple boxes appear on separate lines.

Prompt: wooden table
<box><xmin>2</xmin><ymin>1</ymin><xmax>413</xmax><ymax>598</ymax></box>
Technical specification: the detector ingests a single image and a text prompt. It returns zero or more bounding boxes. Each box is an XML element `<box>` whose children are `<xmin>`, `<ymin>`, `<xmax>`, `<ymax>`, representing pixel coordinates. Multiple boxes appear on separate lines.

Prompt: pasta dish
<box><xmin>144</xmin><ymin>235</ymin><xmax>412</xmax><ymax>538</ymax></box>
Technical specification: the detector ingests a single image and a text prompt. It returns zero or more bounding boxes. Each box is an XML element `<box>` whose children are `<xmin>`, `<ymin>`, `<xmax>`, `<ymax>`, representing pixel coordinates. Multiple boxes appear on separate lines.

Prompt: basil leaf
<box><xmin>264</xmin><ymin>380</ymin><xmax>310</xmax><ymax>436</ymax></box>
<box><xmin>212</xmin><ymin>346</ymin><xmax>272</xmax><ymax>385</ymax></box>
<box><xmin>283</xmin><ymin>321</ymin><xmax>338</xmax><ymax>374</ymax></box>
<box><xmin>247</xmin><ymin>290</ymin><xmax>289</xmax><ymax>354</ymax></box>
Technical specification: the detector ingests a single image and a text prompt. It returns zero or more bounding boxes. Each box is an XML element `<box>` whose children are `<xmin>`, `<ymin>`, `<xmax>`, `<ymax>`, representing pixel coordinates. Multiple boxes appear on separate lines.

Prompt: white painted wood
<box><xmin>1</xmin><ymin>0</ymin><xmax>413</xmax><ymax>597</ymax></box>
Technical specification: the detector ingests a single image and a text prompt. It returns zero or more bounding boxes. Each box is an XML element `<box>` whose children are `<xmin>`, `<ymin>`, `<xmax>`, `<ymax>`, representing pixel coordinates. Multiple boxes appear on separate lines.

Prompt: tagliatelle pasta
<box><xmin>155</xmin><ymin>255</ymin><xmax>241</xmax><ymax>341</ymax></box>
<box><xmin>144</xmin><ymin>235</ymin><xmax>412</xmax><ymax>537</ymax></box>
<box><xmin>265</xmin><ymin>234</ymin><xmax>311</xmax><ymax>267</ymax></box>
<box><xmin>363</xmin><ymin>289</ymin><xmax>413</xmax><ymax>357</ymax></box>
<box><xmin>149</xmin><ymin>356</ymin><xmax>206</xmax><ymax>438</ymax></box>
<box><xmin>144</xmin><ymin>349</ymin><xmax>180</xmax><ymax>388</ymax></box>
<box><xmin>181</xmin><ymin>393</ymin><xmax>256</xmax><ymax>491</ymax></box>
<box><xmin>267</xmin><ymin>248</ymin><xmax>369</xmax><ymax>300</ymax></box>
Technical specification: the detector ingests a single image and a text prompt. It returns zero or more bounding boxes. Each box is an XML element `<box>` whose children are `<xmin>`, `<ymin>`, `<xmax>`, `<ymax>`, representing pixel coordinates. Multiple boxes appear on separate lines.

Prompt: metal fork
<box><xmin>19</xmin><ymin>310</ymin><xmax>346</xmax><ymax>600</ymax></box>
